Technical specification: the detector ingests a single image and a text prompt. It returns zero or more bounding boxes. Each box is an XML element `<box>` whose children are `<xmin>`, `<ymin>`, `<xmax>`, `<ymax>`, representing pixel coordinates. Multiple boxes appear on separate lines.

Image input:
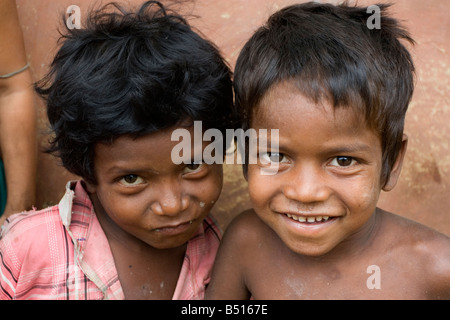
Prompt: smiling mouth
<box><xmin>285</xmin><ymin>214</ymin><xmax>336</xmax><ymax>224</ymax></box>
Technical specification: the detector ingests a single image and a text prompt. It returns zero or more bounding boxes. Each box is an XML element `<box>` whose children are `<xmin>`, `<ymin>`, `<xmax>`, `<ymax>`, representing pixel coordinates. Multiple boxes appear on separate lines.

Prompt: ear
<box><xmin>382</xmin><ymin>134</ymin><xmax>408</xmax><ymax>192</ymax></box>
<box><xmin>82</xmin><ymin>179</ymin><xmax>97</xmax><ymax>194</ymax></box>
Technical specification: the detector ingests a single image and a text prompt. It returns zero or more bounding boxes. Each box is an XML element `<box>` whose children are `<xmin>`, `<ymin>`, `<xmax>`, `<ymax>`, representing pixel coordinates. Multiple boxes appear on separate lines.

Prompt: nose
<box><xmin>282</xmin><ymin>162</ymin><xmax>331</xmax><ymax>204</ymax></box>
<box><xmin>150</xmin><ymin>180</ymin><xmax>190</xmax><ymax>216</ymax></box>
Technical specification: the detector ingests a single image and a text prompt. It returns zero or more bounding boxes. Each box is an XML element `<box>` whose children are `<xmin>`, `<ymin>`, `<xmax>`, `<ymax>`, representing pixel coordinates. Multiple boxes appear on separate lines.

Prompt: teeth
<box><xmin>286</xmin><ymin>214</ymin><xmax>330</xmax><ymax>223</ymax></box>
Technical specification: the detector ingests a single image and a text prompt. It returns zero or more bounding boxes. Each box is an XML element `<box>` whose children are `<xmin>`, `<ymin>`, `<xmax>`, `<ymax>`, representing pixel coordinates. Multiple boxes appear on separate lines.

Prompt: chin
<box><xmin>282</xmin><ymin>237</ymin><xmax>338</xmax><ymax>258</ymax></box>
<box><xmin>148</xmin><ymin>239</ymin><xmax>189</xmax><ymax>250</ymax></box>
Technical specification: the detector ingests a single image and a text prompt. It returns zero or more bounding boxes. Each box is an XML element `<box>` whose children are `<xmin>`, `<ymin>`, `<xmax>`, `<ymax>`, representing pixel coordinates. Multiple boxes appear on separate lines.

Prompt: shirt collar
<box><xmin>58</xmin><ymin>180</ymin><xmax>124</xmax><ymax>299</ymax></box>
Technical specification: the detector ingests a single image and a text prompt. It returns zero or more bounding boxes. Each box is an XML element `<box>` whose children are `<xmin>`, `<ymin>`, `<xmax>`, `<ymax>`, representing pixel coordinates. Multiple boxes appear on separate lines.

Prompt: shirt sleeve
<box><xmin>0</xmin><ymin>226</ymin><xmax>18</xmax><ymax>299</ymax></box>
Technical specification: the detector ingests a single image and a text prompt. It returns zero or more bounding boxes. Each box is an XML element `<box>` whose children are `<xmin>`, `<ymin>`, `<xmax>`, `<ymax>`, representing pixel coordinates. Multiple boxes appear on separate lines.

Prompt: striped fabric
<box><xmin>0</xmin><ymin>181</ymin><xmax>221</xmax><ymax>300</ymax></box>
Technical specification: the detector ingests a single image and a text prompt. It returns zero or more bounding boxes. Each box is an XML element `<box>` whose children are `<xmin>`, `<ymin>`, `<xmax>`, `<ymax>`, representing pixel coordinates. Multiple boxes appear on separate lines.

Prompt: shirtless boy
<box><xmin>206</xmin><ymin>2</ymin><xmax>450</xmax><ymax>299</ymax></box>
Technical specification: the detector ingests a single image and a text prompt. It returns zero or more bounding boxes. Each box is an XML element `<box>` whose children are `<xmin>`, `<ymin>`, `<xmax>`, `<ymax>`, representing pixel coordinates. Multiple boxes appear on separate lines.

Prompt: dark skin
<box><xmin>0</xmin><ymin>0</ymin><xmax>37</xmax><ymax>222</ymax></box>
<box><xmin>92</xmin><ymin>193</ymin><xmax>186</xmax><ymax>300</ymax></box>
<box><xmin>206</xmin><ymin>81</ymin><xmax>450</xmax><ymax>300</ymax></box>
<box><xmin>207</xmin><ymin>208</ymin><xmax>450</xmax><ymax>299</ymax></box>
<box><xmin>86</xmin><ymin>124</ymin><xmax>223</xmax><ymax>300</ymax></box>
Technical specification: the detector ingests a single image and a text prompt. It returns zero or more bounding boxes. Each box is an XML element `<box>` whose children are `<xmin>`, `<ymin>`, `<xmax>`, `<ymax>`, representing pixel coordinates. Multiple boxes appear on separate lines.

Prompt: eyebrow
<box><xmin>273</xmin><ymin>142</ymin><xmax>374</xmax><ymax>157</ymax></box>
<box><xmin>105</xmin><ymin>165</ymin><xmax>159</xmax><ymax>176</ymax></box>
<box><xmin>321</xmin><ymin>143</ymin><xmax>372</xmax><ymax>155</ymax></box>
<box><xmin>257</xmin><ymin>133</ymin><xmax>374</xmax><ymax>156</ymax></box>
<box><xmin>104</xmin><ymin>156</ymin><xmax>202</xmax><ymax>176</ymax></box>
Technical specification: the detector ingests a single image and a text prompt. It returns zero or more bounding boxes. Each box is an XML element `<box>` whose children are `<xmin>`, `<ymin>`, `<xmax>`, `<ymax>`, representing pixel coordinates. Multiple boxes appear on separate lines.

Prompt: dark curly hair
<box><xmin>35</xmin><ymin>1</ymin><xmax>233</xmax><ymax>184</ymax></box>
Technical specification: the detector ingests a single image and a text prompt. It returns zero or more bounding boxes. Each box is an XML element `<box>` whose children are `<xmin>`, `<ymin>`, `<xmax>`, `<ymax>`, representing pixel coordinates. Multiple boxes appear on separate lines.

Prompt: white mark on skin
<box><xmin>284</xmin><ymin>277</ymin><xmax>305</xmax><ymax>298</ymax></box>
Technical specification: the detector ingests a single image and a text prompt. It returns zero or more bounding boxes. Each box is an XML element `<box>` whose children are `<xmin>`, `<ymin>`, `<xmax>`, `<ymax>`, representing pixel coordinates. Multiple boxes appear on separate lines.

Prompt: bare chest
<box><xmin>247</xmin><ymin>259</ymin><xmax>429</xmax><ymax>299</ymax></box>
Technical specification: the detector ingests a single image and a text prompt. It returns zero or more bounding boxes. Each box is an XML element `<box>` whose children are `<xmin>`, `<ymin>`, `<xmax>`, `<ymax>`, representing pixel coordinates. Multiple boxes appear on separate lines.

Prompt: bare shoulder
<box><xmin>380</xmin><ymin>210</ymin><xmax>450</xmax><ymax>298</ymax></box>
<box><xmin>220</xmin><ymin>209</ymin><xmax>278</xmax><ymax>254</ymax></box>
<box><xmin>223</xmin><ymin>209</ymin><xmax>268</xmax><ymax>240</ymax></box>
<box><xmin>381</xmin><ymin>210</ymin><xmax>450</xmax><ymax>249</ymax></box>
<box><xmin>219</xmin><ymin>209</ymin><xmax>285</xmax><ymax>271</ymax></box>
<box><xmin>213</xmin><ymin>210</ymin><xmax>257</xmax><ymax>262</ymax></box>
<box><xmin>206</xmin><ymin>210</ymin><xmax>270</xmax><ymax>299</ymax></box>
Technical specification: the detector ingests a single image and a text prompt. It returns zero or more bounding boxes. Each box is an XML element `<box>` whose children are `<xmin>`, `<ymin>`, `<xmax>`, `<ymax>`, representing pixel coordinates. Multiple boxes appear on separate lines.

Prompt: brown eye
<box><xmin>268</xmin><ymin>152</ymin><xmax>285</xmax><ymax>163</ymax></box>
<box><xmin>120</xmin><ymin>174</ymin><xmax>144</xmax><ymax>186</ymax></box>
<box><xmin>124</xmin><ymin>175</ymin><xmax>138</xmax><ymax>183</ymax></box>
<box><xmin>186</xmin><ymin>163</ymin><xmax>201</xmax><ymax>171</ymax></box>
<box><xmin>337</xmin><ymin>157</ymin><xmax>352</xmax><ymax>166</ymax></box>
<box><xmin>259</xmin><ymin>152</ymin><xmax>286</xmax><ymax>163</ymax></box>
<box><xmin>183</xmin><ymin>161</ymin><xmax>205</xmax><ymax>174</ymax></box>
<box><xmin>333</xmin><ymin>156</ymin><xmax>355</xmax><ymax>167</ymax></box>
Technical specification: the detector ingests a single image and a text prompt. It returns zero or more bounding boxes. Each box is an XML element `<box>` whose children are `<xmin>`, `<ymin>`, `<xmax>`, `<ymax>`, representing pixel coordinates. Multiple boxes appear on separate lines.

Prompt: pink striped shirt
<box><xmin>0</xmin><ymin>181</ymin><xmax>221</xmax><ymax>300</ymax></box>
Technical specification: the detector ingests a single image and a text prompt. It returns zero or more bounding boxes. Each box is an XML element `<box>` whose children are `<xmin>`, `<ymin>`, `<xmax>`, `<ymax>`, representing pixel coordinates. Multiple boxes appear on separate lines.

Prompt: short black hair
<box><xmin>234</xmin><ymin>2</ymin><xmax>415</xmax><ymax>186</ymax></box>
<box><xmin>36</xmin><ymin>1</ymin><xmax>233</xmax><ymax>184</ymax></box>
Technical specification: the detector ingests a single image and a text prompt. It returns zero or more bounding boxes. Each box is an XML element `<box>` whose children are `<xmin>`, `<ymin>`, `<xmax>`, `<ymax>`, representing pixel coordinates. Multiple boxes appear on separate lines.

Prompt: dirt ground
<box><xmin>15</xmin><ymin>0</ymin><xmax>450</xmax><ymax>235</ymax></box>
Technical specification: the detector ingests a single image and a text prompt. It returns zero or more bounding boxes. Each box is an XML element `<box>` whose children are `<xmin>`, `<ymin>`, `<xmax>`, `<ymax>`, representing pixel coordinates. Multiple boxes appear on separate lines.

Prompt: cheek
<box><xmin>196</xmin><ymin>166</ymin><xmax>224</xmax><ymax>207</ymax></box>
<box><xmin>99</xmin><ymin>193</ymin><xmax>141</xmax><ymax>223</ymax></box>
<box><xmin>247</xmin><ymin>168</ymin><xmax>273</xmax><ymax>209</ymax></box>
<box><xmin>342</xmin><ymin>174</ymin><xmax>381</xmax><ymax>215</ymax></box>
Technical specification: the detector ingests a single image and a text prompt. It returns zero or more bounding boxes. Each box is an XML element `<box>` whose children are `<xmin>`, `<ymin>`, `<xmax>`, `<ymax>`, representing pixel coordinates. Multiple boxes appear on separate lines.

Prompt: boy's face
<box><xmin>248</xmin><ymin>81</ymin><xmax>402</xmax><ymax>257</ymax></box>
<box><xmin>86</xmin><ymin>124</ymin><xmax>223</xmax><ymax>250</ymax></box>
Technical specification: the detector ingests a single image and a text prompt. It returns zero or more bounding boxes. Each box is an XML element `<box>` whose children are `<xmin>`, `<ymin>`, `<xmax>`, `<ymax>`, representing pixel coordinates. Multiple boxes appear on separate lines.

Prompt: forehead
<box><xmin>253</xmin><ymin>80</ymin><xmax>369</xmax><ymax>134</ymax></box>
<box><xmin>93</xmin><ymin>130</ymin><xmax>173</xmax><ymax>172</ymax></box>
<box><xmin>251</xmin><ymin>80</ymin><xmax>382</xmax><ymax>156</ymax></box>
<box><xmin>92</xmin><ymin>124</ymin><xmax>194</xmax><ymax>172</ymax></box>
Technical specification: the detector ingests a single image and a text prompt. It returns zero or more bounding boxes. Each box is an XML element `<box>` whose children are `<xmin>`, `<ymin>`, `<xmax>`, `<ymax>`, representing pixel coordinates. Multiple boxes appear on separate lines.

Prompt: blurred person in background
<box><xmin>0</xmin><ymin>0</ymin><xmax>37</xmax><ymax>223</ymax></box>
